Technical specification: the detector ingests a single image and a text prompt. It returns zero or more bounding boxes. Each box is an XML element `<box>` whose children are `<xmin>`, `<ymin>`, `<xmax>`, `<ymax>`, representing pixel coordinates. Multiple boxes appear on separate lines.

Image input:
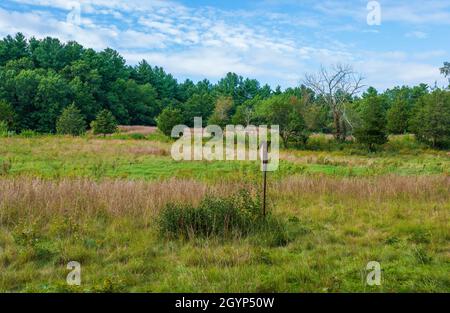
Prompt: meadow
<box><xmin>0</xmin><ymin>133</ymin><xmax>449</xmax><ymax>292</ymax></box>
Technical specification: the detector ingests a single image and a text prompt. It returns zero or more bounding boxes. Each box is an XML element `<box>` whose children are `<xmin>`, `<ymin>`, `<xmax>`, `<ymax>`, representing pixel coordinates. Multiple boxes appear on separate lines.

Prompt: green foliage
<box><xmin>231</xmin><ymin>97</ymin><xmax>260</xmax><ymax>126</ymax></box>
<box><xmin>256</xmin><ymin>94</ymin><xmax>309</xmax><ymax>147</ymax></box>
<box><xmin>303</xmin><ymin>104</ymin><xmax>330</xmax><ymax>133</ymax></box>
<box><xmin>56</xmin><ymin>103</ymin><xmax>86</xmax><ymax>136</ymax></box>
<box><xmin>156</xmin><ymin>108</ymin><xmax>184</xmax><ymax>137</ymax></box>
<box><xmin>0</xmin><ymin>121</ymin><xmax>9</xmax><ymax>137</ymax></box>
<box><xmin>354</xmin><ymin>89</ymin><xmax>388</xmax><ymax>150</ymax></box>
<box><xmin>441</xmin><ymin>62</ymin><xmax>450</xmax><ymax>85</ymax></box>
<box><xmin>0</xmin><ymin>100</ymin><xmax>15</xmax><ymax>129</ymax></box>
<box><xmin>19</xmin><ymin>129</ymin><xmax>38</xmax><ymax>138</ymax></box>
<box><xmin>108</xmin><ymin>79</ymin><xmax>159</xmax><ymax>125</ymax></box>
<box><xmin>182</xmin><ymin>92</ymin><xmax>214</xmax><ymax>126</ymax></box>
<box><xmin>208</xmin><ymin>96</ymin><xmax>234</xmax><ymax>128</ymax></box>
<box><xmin>0</xmin><ymin>33</ymin><xmax>448</xmax><ymax>149</ymax></box>
<box><xmin>411</xmin><ymin>89</ymin><xmax>450</xmax><ymax>148</ymax></box>
<box><xmin>158</xmin><ymin>190</ymin><xmax>287</xmax><ymax>244</ymax></box>
<box><xmin>387</xmin><ymin>97</ymin><xmax>410</xmax><ymax>134</ymax></box>
<box><xmin>0</xmin><ymin>157</ymin><xmax>12</xmax><ymax>175</ymax></box>
<box><xmin>91</xmin><ymin>110</ymin><xmax>117</xmax><ymax>136</ymax></box>
<box><xmin>0</xmin><ymin>121</ymin><xmax>14</xmax><ymax>137</ymax></box>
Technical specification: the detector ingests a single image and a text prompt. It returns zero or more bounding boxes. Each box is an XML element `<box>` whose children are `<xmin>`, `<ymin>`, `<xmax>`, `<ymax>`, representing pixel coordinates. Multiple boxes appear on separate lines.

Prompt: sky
<box><xmin>0</xmin><ymin>0</ymin><xmax>449</xmax><ymax>90</ymax></box>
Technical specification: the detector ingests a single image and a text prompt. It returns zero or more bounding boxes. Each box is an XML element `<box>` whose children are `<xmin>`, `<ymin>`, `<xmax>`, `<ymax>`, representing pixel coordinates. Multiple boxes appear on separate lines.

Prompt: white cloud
<box><xmin>1</xmin><ymin>0</ymin><xmax>448</xmax><ymax>90</ymax></box>
<box><xmin>405</xmin><ymin>31</ymin><xmax>428</xmax><ymax>39</ymax></box>
<box><xmin>314</xmin><ymin>0</ymin><xmax>450</xmax><ymax>25</ymax></box>
<box><xmin>356</xmin><ymin>58</ymin><xmax>447</xmax><ymax>90</ymax></box>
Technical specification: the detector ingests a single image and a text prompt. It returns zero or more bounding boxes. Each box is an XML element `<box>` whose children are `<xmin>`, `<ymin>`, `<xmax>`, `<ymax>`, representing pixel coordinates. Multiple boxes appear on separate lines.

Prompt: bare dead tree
<box><xmin>304</xmin><ymin>64</ymin><xmax>365</xmax><ymax>141</ymax></box>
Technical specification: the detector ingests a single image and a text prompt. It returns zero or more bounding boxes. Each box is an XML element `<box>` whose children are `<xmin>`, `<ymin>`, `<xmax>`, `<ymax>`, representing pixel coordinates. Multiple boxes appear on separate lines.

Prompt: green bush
<box><xmin>0</xmin><ymin>121</ymin><xmax>9</xmax><ymax>137</ymax></box>
<box><xmin>0</xmin><ymin>158</ymin><xmax>12</xmax><ymax>175</ymax></box>
<box><xmin>158</xmin><ymin>190</ymin><xmax>288</xmax><ymax>243</ymax></box>
<box><xmin>110</xmin><ymin>133</ymin><xmax>146</xmax><ymax>140</ymax></box>
<box><xmin>156</xmin><ymin>108</ymin><xmax>184</xmax><ymax>137</ymax></box>
<box><xmin>306</xmin><ymin>134</ymin><xmax>338</xmax><ymax>151</ymax></box>
<box><xmin>19</xmin><ymin>129</ymin><xmax>39</xmax><ymax>138</ymax></box>
<box><xmin>385</xmin><ymin>134</ymin><xmax>424</xmax><ymax>152</ymax></box>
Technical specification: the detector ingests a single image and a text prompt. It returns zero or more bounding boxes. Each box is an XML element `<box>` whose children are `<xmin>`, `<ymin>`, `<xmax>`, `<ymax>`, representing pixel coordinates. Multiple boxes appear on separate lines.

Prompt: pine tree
<box><xmin>354</xmin><ymin>92</ymin><xmax>388</xmax><ymax>151</ymax></box>
<box><xmin>156</xmin><ymin>108</ymin><xmax>184</xmax><ymax>136</ymax></box>
<box><xmin>56</xmin><ymin>103</ymin><xmax>86</xmax><ymax>136</ymax></box>
<box><xmin>91</xmin><ymin>110</ymin><xmax>117</xmax><ymax>136</ymax></box>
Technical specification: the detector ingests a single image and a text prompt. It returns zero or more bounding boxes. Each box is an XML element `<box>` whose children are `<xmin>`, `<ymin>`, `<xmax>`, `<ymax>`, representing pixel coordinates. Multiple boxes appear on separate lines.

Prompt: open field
<box><xmin>0</xmin><ymin>135</ymin><xmax>449</xmax><ymax>292</ymax></box>
<box><xmin>0</xmin><ymin>135</ymin><xmax>448</xmax><ymax>180</ymax></box>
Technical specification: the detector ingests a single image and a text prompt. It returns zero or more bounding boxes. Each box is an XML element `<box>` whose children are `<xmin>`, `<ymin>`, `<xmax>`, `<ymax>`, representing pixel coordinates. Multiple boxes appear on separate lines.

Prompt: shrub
<box><xmin>56</xmin><ymin>103</ymin><xmax>86</xmax><ymax>136</ymax></box>
<box><xmin>0</xmin><ymin>121</ymin><xmax>9</xmax><ymax>137</ymax></box>
<box><xmin>158</xmin><ymin>190</ymin><xmax>288</xmax><ymax>244</ymax></box>
<box><xmin>156</xmin><ymin>108</ymin><xmax>184</xmax><ymax>137</ymax></box>
<box><xmin>0</xmin><ymin>158</ymin><xmax>12</xmax><ymax>175</ymax></box>
<box><xmin>91</xmin><ymin>110</ymin><xmax>118</xmax><ymax>136</ymax></box>
<box><xmin>385</xmin><ymin>134</ymin><xmax>424</xmax><ymax>152</ymax></box>
<box><xmin>110</xmin><ymin>133</ymin><xmax>146</xmax><ymax>140</ymax></box>
<box><xmin>19</xmin><ymin>129</ymin><xmax>38</xmax><ymax>138</ymax></box>
<box><xmin>129</xmin><ymin>133</ymin><xmax>146</xmax><ymax>140</ymax></box>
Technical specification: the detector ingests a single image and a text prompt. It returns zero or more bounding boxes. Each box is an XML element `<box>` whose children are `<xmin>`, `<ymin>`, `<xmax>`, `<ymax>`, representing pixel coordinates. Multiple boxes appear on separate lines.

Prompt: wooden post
<box><xmin>263</xmin><ymin>169</ymin><xmax>267</xmax><ymax>217</ymax></box>
<box><xmin>260</xmin><ymin>141</ymin><xmax>268</xmax><ymax>217</ymax></box>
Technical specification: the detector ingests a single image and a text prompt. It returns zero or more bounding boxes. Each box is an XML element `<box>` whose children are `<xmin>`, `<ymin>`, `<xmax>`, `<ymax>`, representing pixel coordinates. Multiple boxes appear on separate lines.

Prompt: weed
<box><xmin>0</xmin><ymin>159</ymin><xmax>12</xmax><ymax>175</ymax></box>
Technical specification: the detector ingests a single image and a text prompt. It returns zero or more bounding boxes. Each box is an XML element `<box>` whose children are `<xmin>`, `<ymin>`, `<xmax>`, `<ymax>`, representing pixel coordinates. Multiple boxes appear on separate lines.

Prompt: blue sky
<box><xmin>0</xmin><ymin>0</ymin><xmax>449</xmax><ymax>90</ymax></box>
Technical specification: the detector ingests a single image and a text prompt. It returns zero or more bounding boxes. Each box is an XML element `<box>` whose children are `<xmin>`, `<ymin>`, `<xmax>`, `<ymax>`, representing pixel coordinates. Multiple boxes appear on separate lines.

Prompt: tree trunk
<box><xmin>333</xmin><ymin>111</ymin><xmax>342</xmax><ymax>141</ymax></box>
<box><xmin>341</xmin><ymin>119</ymin><xmax>347</xmax><ymax>141</ymax></box>
<box><xmin>282</xmin><ymin>132</ymin><xmax>289</xmax><ymax>149</ymax></box>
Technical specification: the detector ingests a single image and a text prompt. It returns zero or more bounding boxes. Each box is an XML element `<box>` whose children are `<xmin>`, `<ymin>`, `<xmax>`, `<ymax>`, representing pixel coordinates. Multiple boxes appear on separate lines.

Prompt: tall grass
<box><xmin>274</xmin><ymin>174</ymin><xmax>450</xmax><ymax>199</ymax></box>
<box><xmin>0</xmin><ymin>178</ymin><xmax>250</xmax><ymax>225</ymax></box>
<box><xmin>1</xmin><ymin>175</ymin><xmax>447</xmax><ymax>223</ymax></box>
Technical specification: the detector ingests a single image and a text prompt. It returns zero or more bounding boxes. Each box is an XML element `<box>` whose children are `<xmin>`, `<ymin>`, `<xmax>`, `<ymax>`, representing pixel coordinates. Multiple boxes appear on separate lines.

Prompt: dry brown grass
<box><xmin>118</xmin><ymin>126</ymin><xmax>157</xmax><ymax>135</ymax></box>
<box><xmin>0</xmin><ymin>178</ymin><xmax>248</xmax><ymax>223</ymax></box>
<box><xmin>274</xmin><ymin>174</ymin><xmax>450</xmax><ymax>200</ymax></box>
<box><xmin>1</xmin><ymin>175</ymin><xmax>448</xmax><ymax>225</ymax></box>
<box><xmin>127</xmin><ymin>146</ymin><xmax>169</xmax><ymax>156</ymax></box>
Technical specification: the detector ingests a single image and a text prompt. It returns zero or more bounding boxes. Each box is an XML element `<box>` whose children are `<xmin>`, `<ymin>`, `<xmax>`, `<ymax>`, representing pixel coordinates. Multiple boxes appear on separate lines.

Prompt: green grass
<box><xmin>0</xmin><ymin>135</ymin><xmax>449</xmax><ymax>292</ymax></box>
<box><xmin>0</xmin><ymin>136</ymin><xmax>448</xmax><ymax>181</ymax></box>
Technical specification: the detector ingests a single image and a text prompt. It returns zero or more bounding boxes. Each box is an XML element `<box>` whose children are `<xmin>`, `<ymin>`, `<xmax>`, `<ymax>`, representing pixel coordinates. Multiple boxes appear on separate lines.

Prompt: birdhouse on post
<box><xmin>260</xmin><ymin>141</ymin><xmax>269</xmax><ymax>217</ymax></box>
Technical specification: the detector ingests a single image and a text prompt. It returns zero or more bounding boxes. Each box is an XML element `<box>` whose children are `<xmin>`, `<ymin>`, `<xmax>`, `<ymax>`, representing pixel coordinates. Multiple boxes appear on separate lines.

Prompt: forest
<box><xmin>0</xmin><ymin>33</ymin><xmax>449</xmax><ymax>149</ymax></box>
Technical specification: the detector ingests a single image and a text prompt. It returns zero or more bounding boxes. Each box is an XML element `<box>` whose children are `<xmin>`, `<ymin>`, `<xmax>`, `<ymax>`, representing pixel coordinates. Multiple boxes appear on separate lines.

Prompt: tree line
<box><xmin>0</xmin><ymin>33</ymin><xmax>449</xmax><ymax>149</ymax></box>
